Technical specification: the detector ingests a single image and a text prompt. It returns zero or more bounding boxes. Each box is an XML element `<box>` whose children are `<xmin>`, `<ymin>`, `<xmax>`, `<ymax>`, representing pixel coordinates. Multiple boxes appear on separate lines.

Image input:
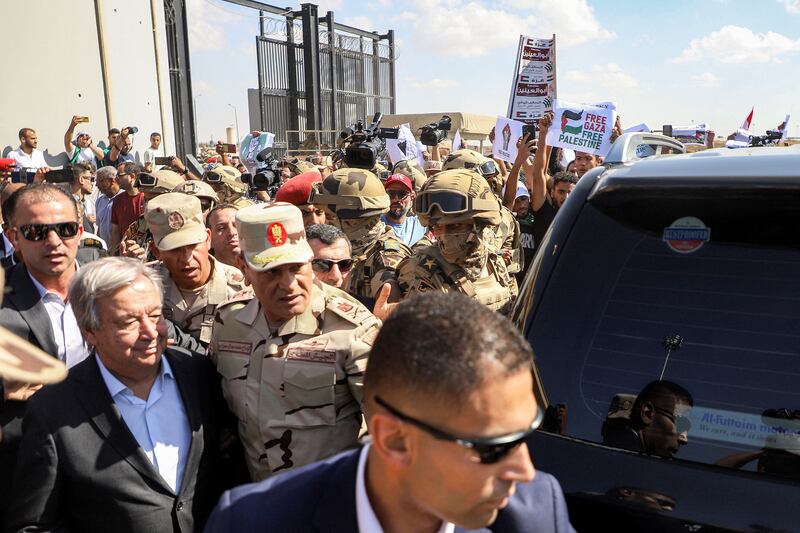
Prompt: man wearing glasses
<box><xmin>381</xmin><ymin>174</ymin><xmax>426</xmax><ymax>247</ymax></box>
<box><xmin>306</xmin><ymin>223</ymin><xmax>353</xmax><ymax>290</ymax></box>
<box><xmin>0</xmin><ymin>184</ymin><xmax>87</xmax><ymax>520</ymax></box>
<box><xmin>205</xmin><ymin>292</ymin><xmax>574</xmax><ymax>532</ymax></box>
<box><xmin>210</xmin><ymin>203</ymin><xmax>380</xmax><ymax>482</ymax></box>
<box><xmin>110</xmin><ymin>162</ymin><xmax>145</xmax><ymax>254</ymax></box>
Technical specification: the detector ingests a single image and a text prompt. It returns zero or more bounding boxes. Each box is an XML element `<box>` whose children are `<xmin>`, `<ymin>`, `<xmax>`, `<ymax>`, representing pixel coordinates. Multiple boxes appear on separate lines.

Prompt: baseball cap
<box><xmin>383</xmin><ymin>173</ymin><xmax>413</xmax><ymax>192</ymax></box>
<box><xmin>236</xmin><ymin>202</ymin><xmax>313</xmax><ymax>272</ymax></box>
<box><xmin>501</xmin><ymin>181</ymin><xmax>530</xmax><ymax>201</ymax></box>
<box><xmin>145</xmin><ymin>193</ymin><xmax>208</xmax><ymax>251</ymax></box>
<box><xmin>0</xmin><ymin>268</ymin><xmax>66</xmax><ymax>384</ymax></box>
<box><xmin>275</xmin><ymin>171</ymin><xmax>322</xmax><ymax>205</ymax></box>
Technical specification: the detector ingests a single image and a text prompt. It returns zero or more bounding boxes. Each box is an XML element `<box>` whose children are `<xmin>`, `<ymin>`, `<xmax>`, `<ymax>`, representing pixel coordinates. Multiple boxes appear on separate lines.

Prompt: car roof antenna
<box><xmin>659</xmin><ymin>334</ymin><xmax>683</xmax><ymax>380</ymax></box>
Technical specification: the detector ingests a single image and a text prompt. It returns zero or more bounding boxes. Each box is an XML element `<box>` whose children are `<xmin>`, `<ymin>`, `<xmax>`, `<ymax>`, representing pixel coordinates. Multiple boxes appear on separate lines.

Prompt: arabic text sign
<box><xmin>545</xmin><ymin>99</ymin><xmax>617</xmax><ymax>157</ymax></box>
<box><xmin>507</xmin><ymin>35</ymin><xmax>556</xmax><ymax>124</ymax></box>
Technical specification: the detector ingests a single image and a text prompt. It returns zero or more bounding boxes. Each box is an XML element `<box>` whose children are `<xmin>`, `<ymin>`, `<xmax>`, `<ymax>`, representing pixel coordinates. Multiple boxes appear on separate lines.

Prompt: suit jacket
<box><xmin>204</xmin><ymin>448</ymin><xmax>575</xmax><ymax>533</ymax></box>
<box><xmin>0</xmin><ymin>263</ymin><xmax>58</xmax><ymax>523</ymax></box>
<box><xmin>4</xmin><ymin>348</ymin><xmax>226</xmax><ymax>533</ymax></box>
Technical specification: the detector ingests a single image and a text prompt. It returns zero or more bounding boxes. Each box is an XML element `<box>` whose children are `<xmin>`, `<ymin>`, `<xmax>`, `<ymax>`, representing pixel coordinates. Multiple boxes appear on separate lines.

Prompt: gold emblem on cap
<box><xmin>168</xmin><ymin>212</ymin><xmax>185</xmax><ymax>230</ymax></box>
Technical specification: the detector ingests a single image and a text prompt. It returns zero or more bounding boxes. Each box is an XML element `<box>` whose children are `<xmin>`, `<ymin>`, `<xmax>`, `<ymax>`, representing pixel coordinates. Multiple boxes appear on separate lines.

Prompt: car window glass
<box><xmin>529</xmin><ymin>203</ymin><xmax>800</xmax><ymax>480</ymax></box>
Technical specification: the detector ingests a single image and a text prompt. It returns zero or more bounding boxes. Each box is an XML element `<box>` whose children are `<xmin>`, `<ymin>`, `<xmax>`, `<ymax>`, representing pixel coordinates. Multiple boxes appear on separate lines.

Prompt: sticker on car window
<box><xmin>662</xmin><ymin>217</ymin><xmax>710</xmax><ymax>254</ymax></box>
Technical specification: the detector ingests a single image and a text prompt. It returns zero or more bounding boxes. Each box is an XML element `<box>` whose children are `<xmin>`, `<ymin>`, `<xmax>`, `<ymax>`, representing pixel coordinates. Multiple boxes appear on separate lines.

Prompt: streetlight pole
<box><xmin>193</xmin><ymin>93</ymin><xmax>202</xmax><ymax>154</ymax></box>
<box><xmin>228</xmin><ymin>103</ymin><xmax>240</xmax><ymax>146</ymax></box>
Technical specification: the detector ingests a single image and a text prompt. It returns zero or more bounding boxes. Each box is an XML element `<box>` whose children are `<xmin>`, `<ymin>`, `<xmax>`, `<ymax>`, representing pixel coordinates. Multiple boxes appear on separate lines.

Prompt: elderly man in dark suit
<box><xmin>205</xmin><ymin>292</ymin><xmax>575</xmax><ymax>533</ymax></box>
<box><xmin>5</xmin><ymin>257</ymin><xmax>226</xmax><ymax>532</ymax></box>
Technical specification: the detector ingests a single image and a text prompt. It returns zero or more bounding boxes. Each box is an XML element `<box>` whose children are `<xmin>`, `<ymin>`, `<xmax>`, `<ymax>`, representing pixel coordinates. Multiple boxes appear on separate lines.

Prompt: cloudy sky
<box><xmin>188</xmin><ymin>0</ymin><xmax>800</xmax><ymax>143</ymax></box>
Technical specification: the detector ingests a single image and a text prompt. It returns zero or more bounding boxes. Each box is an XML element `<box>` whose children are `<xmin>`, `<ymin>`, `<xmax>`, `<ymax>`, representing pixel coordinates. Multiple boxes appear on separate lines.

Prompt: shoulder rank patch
<box><xmin>382</xmin><ymin>240</ymin><xmax>402</xmax><ymax>252</ymax></box>
<box><xmin>326</xmin><ymin>296</ymin><xmax>373</xmax><ymax>325</ymax></box>
<box><xmin>420</xmin><ymin>255</ymin><xmax>439</xmax><ymax>272</ymax></box>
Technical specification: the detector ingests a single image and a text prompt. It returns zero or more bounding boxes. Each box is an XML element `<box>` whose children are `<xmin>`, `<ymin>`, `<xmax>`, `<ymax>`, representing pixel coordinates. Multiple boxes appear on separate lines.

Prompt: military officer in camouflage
<box><xmin>210</xmin><ymin>202</ymin><xmax>380</xmax><ymax>481</ymax></box>
<box><xmin>202</xmin><ymin>165</ymin><xmax>255</xmax><ymax>209</ymax></box>
<box><xmin>397</xmin><ymin>168</ymin><xmax>518</xmax><ymax>315</ymax></box>
<box><xmin>441</xmin><ymin>149</ymin><xmax>522</xmax><ymax>278</ymax></box>
<box><xmin>308</xmin><ymin>168</ymin><xmax>411</xmax><ymax>311</ymax></box>
<box><xmin>172</xmin><ymin>179</ymin><xmax>220</xmax><ymax>220</ymax></box>
<box><xmin>145</xmin><ymin>193</ymin><xmax>246</xmax><ymax>346</ymax></box>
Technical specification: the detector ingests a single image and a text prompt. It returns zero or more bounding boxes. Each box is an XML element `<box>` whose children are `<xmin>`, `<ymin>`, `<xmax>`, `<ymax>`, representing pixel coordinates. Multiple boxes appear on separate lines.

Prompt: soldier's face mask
<box><xmin>435</xmin><ymin>225</ymin><xmax>478</xmax><ymax>264</ymax></box>
<box><xmin>337</xmin><ymin>217</ymin><xmax>383</xmax><ymax>257</ymax></box>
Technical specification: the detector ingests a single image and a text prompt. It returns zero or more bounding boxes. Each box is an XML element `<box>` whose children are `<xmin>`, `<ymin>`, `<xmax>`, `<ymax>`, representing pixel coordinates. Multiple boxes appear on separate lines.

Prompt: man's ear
<box><xmin>639</xmin><ymin>401</ymin><xmax>656</xmax><ymax>427</ymax></box>
<box><xmin>150</xmin><ymin>244</ymin><xmax>161</xmax><ymax>260</ymax></box>
<box><xmin>82</xmin><ymin>327</ymin><xmax>97</xmax><ymax>347</ymax></box>
<box><xmin>369</xmin><ymin>411</ymin><xmax>413</xmax><ymax>469</ymax></box>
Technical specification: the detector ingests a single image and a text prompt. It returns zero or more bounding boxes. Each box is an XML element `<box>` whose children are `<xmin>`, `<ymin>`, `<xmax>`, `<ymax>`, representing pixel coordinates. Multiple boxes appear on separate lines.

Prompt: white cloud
<box><xmin>671</xmin><ymin>25</ymin><xmax>800</xmax><ymax>64</ymax></box>
<box><xmin>392</xmin><ymin>11</ymin><xmax>418</xmax><ymax>22</ymax></box>
<box><xmin>407</xmin><ymin>78</ymin><xmax>460</xmax><ymax>89</ymax></box>
<box><xmin>405</xmin><ymin>0</ymin><xmax>614</xmax><ymax>57</ymax></box>
<box><xmin>342</xmin><ymin>16</ymin><xmax>374</xmax><ymax>31</ymax></box>
<box><xmin>689</xmin><ymin>72</ymin><xmax>720</xmax><ymax>87</ymax></box>
<box><xmin>779</xmin><ymin>0</ymin><xmax>800</xmax><ymax>14</ymax></box>
<box><xmin>186</xmin><ymin>0</ymin><xmax>236</xmax><ymax>53</ymax></box>
<box><xmin>565</xmin><ymin>63</ymin><xmax>638</xmax><ymax>89</ymax></box>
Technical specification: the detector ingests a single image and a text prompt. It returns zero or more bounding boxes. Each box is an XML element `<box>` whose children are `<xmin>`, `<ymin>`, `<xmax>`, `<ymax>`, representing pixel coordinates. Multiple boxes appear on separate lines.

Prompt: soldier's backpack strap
<box><xmin>420</xmin><ymin>247</ymin><xmax>477</xmax><ymax>298</ymax></box>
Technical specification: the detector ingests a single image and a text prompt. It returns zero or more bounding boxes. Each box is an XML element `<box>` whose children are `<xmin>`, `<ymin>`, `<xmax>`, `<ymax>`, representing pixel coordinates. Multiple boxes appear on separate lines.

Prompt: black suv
<box><xmin>515</xmin><ymin>133</ymin><xmax>800</xmax><ymax>532</ymax></box>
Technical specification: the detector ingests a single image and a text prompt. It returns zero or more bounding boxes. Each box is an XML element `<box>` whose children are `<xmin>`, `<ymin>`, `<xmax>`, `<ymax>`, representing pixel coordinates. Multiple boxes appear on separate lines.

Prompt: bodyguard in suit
<box><xmin>5</xmin><ymin>257</ymin><xmax>226</xmax><ymax>532</ymax></box>
<box><xmin>205</xmin><ymin>292</ymin><xmax>575</xmax><ymax>533</ymax></box>
<box><xmin>0</xmin><ymin>183</ymin><xmax>87</xmax><ymax>522</ymax></box>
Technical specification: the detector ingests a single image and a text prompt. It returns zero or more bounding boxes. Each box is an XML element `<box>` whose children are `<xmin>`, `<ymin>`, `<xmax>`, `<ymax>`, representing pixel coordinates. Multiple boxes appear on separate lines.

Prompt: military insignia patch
<box><xmin>217</xmin><ymin>340</ymin><xmax>253</xmax><ymax>354</ymax></box>
<box><xmin>267</xmin><ymin>222</ymin><xmax>287</xmax><ymax>246</ymax></box>
<box><xmin>168</xmin><ymin>212</ymin><xmax>184</xmax><ymax>230</ymax></box>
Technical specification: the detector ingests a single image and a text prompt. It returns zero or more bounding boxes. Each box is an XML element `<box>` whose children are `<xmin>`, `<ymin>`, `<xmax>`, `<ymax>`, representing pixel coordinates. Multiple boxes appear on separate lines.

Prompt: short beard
<box><xmin>387</xmin><ymin>205</ymin><xmax>409</xmax><ymax>220</ymax></box>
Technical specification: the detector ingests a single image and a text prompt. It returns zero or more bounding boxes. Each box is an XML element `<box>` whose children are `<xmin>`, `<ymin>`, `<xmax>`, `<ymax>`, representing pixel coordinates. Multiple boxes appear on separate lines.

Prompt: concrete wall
<box><xmin>0</xmin><ymin>0</ymin><xmax>175</xmax><ymax>166</ymax></box>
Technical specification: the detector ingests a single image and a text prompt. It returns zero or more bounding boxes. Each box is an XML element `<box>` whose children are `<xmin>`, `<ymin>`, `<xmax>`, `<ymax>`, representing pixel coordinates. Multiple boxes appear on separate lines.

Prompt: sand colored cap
<box><xmin>0</xmin><ymin>269</ymin><xmax>66</xmax><ymax>384</ymax></box>
<box><xmin>172</xmin><ymin>180</ymin><xmax>220</xmax><ymax>202</ymax></box>
<box><xmin>236</xmin><ymin>202</ymin><xmax>313</xmax><ymax>271</ymax></box>
<box><xmin>136</xmin><ymin>169</ymin><xmax>185</xmax><ymax>194</ymax></box>
<box><xmin>145</xmin><ymin>193</ymin><xmax>208</xmax><ymax>251</ymax></box>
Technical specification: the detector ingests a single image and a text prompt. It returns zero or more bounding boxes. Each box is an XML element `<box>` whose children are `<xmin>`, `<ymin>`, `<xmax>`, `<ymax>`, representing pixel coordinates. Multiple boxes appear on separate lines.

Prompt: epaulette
<box><xmin>417</xmin><ymin>254</ymin><xmax>442</xmax><ymax>276</ymax></box>
<box><xmin>81</xmin><ymin>238</ymin><xmax>105</xmax><ymax>250</ymax></box>
<box><xmin>325</xmin><ymin>294</ymin><xmax>375</xmax><ymax>326</ymax></box>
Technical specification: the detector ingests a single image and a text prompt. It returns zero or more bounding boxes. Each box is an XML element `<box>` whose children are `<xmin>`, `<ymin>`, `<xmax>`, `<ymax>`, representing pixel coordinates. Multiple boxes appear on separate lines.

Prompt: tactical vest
<box><xmin>419</xmin><ymin>246</ymin><xmax>515</xmax><ymax>315</ymax></box>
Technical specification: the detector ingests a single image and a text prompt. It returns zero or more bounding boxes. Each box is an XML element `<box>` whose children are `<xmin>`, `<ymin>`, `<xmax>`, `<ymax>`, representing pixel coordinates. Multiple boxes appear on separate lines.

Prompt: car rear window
<box><xmin>528</xmin><ymin>195</ymin><xmax>800</xmax><ymax>479</ymax></box>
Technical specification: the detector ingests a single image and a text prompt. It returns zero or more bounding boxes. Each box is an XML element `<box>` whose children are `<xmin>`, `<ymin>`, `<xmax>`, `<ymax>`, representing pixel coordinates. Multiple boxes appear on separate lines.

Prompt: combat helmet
<box><xmin>441</xmin><ymin>149</ymin><xmax>503</xmax><ymax>196</ymax></box>
<box><xmin>203</xmin><ymin>164</ymin><xmax>248</xmax><ymax>201</ymax></box>
<box><xmin>136</xmin><ymin>169</ymin><xmax>185</xmax><ymax>195</ymax></box>
<box><xmin>172</xmin><ymin>180</ymin><xmax>220</xmax><ymax>211</ymax></box>
<box><xmin>392</xmin><ymin>159</ymin><xmax>427</xmax><ymax>193</ymax></box>
<box><xmin>308</xmin><ymin>167</ymin><xmax>389</xmax><ymax>220</ymax></box>
<box><xmin>414</xmin><ymin>168</ymin><xmax>502</xmax><ymax>228</ymax></box>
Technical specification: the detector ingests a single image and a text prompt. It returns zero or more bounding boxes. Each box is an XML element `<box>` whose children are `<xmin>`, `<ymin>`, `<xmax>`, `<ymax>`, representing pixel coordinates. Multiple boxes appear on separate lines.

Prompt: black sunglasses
<box><xmin>18</xmin><ymin>222</ymin><xmax>79</xmax><ymax>242</ymax></box>
<box><xmin>375</xmin><ymin>395</ymin><xmax>542</xmax><ymax>464</ymax></box>
<box><xmin>200</xmin><ymin>198</ymin><xmax>215</xmax><ymax>212</ymax></box>
<box><xmin>387</xmin><ymin>190</ymin><xmax>411</xmax><ymax>200</ymax></box>
<box><xmin>312</xmin><ymin>258</ymin><xmax>354</xmax><ymax>273</ymax></box>
<box><xmin>654</xmin><ymin>406</ymin><xmax>691</xmax><ymax>434</ymax></box>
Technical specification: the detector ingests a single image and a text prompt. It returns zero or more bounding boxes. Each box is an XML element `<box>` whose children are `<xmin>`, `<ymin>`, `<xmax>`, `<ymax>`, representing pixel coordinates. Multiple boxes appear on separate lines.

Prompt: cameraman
<box><xmin>104</xmin><ymin>127</ymin><xmax>137</xmax><ymax>167</ymax></box>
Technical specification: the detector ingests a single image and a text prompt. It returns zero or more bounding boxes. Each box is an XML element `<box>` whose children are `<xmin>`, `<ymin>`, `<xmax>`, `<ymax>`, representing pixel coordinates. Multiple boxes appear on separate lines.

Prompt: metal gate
<box><xmin>254</xmin><ymin>3</ymin><xmax>396</xmax><ymax>157</ymax></box>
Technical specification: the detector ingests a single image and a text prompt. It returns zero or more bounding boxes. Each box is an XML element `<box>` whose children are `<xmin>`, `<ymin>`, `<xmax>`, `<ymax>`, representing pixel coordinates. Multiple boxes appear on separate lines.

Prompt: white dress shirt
<box><xmin>95</xmin><ymin>190</ymin><xmax>121</xmax><ymax>245</ymax></box>
<box><xmin>27</xmin><ymin>270</ymin><xmax>89</xmax><ymax>368</ymax></box>
<box><xmin>356</xmin><ymin>444</ymin><xmax>454</xmax><ymax>533</ymax></box>
<box><xmin>96</xmin><ymin>353</ymin><xmax>192</xmax><ymax>493</ymax></box>
<box><xmin>8</xmin><ymin>146</ymin><xmax>47</xmax><ymax>169</ymax></box>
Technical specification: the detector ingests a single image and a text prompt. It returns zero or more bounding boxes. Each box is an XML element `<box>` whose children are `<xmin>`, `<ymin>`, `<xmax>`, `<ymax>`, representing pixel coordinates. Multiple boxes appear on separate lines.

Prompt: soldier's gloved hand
<box><xmin>120</xmin><ymin>239</ymin><xmax>147</xmax><ymax>261</ymax></box>
<box><xmin>372</xmin><ymin>282</ymin><xmax>400</xmax><ymax>322</ymax></box>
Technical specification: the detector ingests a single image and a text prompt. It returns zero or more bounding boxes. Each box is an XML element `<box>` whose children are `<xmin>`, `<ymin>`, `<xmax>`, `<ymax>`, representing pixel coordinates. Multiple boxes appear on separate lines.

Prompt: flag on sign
<box><xmin>740</xmin><ymin>107</ymin><xmax>754</xmax><ymax>131</ymax></box>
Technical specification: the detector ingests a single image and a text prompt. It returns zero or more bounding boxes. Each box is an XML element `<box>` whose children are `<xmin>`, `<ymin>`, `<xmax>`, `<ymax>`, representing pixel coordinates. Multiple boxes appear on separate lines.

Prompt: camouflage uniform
<box><xmin>155</xmin><ymin>256</ymin><xmax>246</xmax><ymax>345</ymax></box>
<box><xmin>442</xmin><ymin>149</ymin><xmax>523</xmax><ymax>276</ymax></box>
<box><xmin>398</xmin><ymin>241</ymin><xmax>516</xmax><ymax>315</ymax></box>
<box><xmin>210</xmin><ymin>202</ymin><xmax>380</xmax><ymax>480</ymax></box>
<box><xmin>397</xmin><ymin>168</ymin><xmax>517</xmax><ymax>315</ymax></box>
<box><xmin>126</xmin><ymin>169</ymin><xmax>186</xmax><ymax>262</ymax></box>
<box><xmin>309</xmin><ymin>168</ymin><xmax>411</xmax><ymax>305</ymax></box>
<box><xmin>346</xmin><ymin>225</ymin><xmax>410</xmax><ymax>301</ymax></box>
<box><xmin>202</xmin><ymin>165</ymin><xmax>255</xmax><ymax>208</ymax></box>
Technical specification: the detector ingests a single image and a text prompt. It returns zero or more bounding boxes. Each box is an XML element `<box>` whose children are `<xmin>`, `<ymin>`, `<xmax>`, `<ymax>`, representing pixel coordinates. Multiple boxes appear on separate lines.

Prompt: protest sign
<box><xmin>239</xmin><ymin>132</ymin><xmax>275</xmax><ymax>174</ymax></box>
<box><xmin>507</xmin><ymin>35</ymin><xmax>556</xmax><ymax>124</ymax></box>
<box><xmin>451</xmin><ymin>128</ymin><xmax>463</xmax><ymax>150</ymax></box>
<box><xmin>545</xmin><ymin>99</ymin><xmax>617</xmax><ymax>157</ymax></box>
<box><xmin>492</xmin><ymin>117</ymin><xmax>525</xmax><ymax>164</ymax></box>
<box><xmin>673</xmin><ymin>123</ymin><xmax>709</xmax><ymax>146</ymax></box>
<box><xmin>386</xmin><ymin>124</ymin><xmax>424</xmax><ymax>168</ymax></box>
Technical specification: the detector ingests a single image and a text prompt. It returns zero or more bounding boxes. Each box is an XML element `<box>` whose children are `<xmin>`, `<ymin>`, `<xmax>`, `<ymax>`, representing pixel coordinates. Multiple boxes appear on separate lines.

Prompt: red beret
<box><xmin>275</xmin><ymin>171</ymin><xmax>322</xmax><ymax>205</ymax></box>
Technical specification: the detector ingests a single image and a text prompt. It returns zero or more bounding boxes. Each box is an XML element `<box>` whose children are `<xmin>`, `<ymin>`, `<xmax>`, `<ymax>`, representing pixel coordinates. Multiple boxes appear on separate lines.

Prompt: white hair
<box><xmin>69</xmin><ymin>257</ymin><xmax>162</xmax><ymax>332</ymax></box>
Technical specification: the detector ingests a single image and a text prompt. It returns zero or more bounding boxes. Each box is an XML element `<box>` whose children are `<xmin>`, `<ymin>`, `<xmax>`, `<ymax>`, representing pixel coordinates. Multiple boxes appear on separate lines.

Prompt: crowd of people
<box><xmin>0</xmin><ymin>107</ymin><xmax>710</xmax><ymax>532</ymax></box>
